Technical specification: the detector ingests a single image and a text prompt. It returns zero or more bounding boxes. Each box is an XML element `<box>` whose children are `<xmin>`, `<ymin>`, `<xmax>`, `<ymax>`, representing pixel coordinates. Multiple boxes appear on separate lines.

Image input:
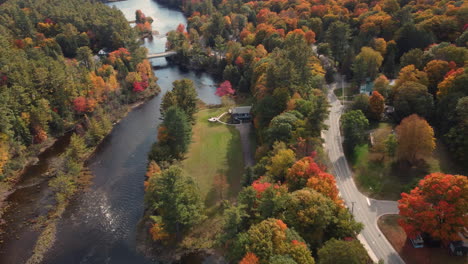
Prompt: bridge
<box><xmin>147</xmin><ymin>51</ymin><xmax>177</xmax><ymax>59</ymax></box>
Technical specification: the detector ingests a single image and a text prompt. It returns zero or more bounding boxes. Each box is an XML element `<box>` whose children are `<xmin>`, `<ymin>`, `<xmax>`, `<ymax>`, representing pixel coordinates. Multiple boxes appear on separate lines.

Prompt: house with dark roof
<box><xmin>230</xmin><ymin>106</ymin><xmax>252</xmax><ymax>123</ymax></box>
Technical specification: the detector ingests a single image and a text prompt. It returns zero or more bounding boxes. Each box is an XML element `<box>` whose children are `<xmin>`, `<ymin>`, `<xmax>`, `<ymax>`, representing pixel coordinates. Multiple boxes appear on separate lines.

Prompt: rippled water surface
<box><xmin>42</xmin><ymin>0</ymin><xmax>219</xmax><ymax>263</ymax></box>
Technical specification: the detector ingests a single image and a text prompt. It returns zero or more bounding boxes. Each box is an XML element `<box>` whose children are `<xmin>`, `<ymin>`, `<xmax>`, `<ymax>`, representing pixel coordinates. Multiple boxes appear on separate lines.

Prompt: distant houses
<box><xmin>359</xmin><ymin>78</ymin><xmax>374</xmax><ymax>95</ymax></box>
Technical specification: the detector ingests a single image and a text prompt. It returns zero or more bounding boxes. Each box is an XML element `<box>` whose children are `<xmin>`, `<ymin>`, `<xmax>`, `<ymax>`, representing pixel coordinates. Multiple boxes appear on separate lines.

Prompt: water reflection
<box><xmin>43</xmin><ymin>0</ymin><xmax>220</xmax><ymax>263</ymax></box>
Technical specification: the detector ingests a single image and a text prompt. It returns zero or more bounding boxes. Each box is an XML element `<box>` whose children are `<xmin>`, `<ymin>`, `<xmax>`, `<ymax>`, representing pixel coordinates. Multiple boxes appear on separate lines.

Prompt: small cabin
<box><xmin>230</xmin><ymin>106</ymin><xmax>252</xmax><ymax>123</ymax></box>
<box><xmin>359</xmin><ymin>80</ymin><xmax>374</xmax><ymax>95</ymax></box>
<box><xmin>98</xmin><ymin>49</ymin><xmax>109</xmax><ymax>57</ymax></box>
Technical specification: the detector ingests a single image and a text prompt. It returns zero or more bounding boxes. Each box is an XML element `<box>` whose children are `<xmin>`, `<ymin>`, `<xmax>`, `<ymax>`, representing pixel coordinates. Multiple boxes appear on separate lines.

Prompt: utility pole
<box><xmin>351</xmin><ymin>201</ymin><xmax>356</xmax><ymax>215</ymax></box>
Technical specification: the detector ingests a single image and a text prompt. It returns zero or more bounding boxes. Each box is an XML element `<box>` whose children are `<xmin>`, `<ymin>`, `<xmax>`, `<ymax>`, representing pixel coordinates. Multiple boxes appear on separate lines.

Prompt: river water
<box><xmin>1</xmin><ymin>0</ymin><xmax>219</xmax><ymax>263</ymax></box>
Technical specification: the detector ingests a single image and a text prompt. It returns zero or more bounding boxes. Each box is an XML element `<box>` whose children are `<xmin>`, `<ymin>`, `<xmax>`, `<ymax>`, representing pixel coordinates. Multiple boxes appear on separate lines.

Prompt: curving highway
<box><xmin>322</xmin><ymin>79</ymin><xmax>405</xmax><ymax>264</ymax></box>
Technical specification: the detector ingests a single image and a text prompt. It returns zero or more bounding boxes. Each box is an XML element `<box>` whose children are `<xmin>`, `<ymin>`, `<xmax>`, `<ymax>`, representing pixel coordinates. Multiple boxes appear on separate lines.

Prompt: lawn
<box><xmin>378</xmin><ymin>215</ymin><xmax>466</xmax><ymax>264</ymax></box>
<box><xmin>333</xmin><ymin>85</ymin><xmax>355</xmax><ymax>101</ymax></box>
<box><xmin>352</xmin><ymin>123</ymin><xmax>462</xmax><ymax>200</ymax></box>
<box><xmin>182</xmin><ymin>107</ymin><xmax>244</xmax><ymax>207</ymax></box>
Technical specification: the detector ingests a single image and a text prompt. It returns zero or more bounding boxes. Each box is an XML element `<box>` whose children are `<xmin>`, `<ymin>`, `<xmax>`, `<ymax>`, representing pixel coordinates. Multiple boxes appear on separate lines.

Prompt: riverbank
<box><xmin>0</xmin><ymin>89</ymin><xmax>159</xmax><ymax>264</ymax></box>
<box><xmin>0</xmin><ymin>138</ymin><xmax>57</xmax><ymax>221</ymax></box>
<box><xmin>11</xmin><ymin>1</ymin><xmax>222</xmax><ymax>263</ymax></box>
<box><xmin>25</xmin><ymin>94</ymin><xmax>160</xmax><ymax>264</ymax></box>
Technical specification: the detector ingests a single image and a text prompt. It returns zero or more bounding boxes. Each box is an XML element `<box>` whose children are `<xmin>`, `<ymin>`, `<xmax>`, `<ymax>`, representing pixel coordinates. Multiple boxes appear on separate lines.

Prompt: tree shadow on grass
<box><xmin>389</xmin><ymin>159</ymin><xmax>430</xmax><ymax>193</ymax></box>
<box><xmin>225</xmin><ymin>125</ymin><xmax>244</xmax><ymax>197</ymax></box>
<box><xmin>203</xmin><ymin>125</ymin><xmax>244</xmax><ymax>208</ymax></box>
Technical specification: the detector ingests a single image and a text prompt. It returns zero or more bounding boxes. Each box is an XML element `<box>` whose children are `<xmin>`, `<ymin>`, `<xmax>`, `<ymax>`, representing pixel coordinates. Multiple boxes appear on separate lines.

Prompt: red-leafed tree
<box><xmin>235</xmin><ymin>56</ymin><xmax>245</xmax><ymax>67</ymax></box>
<box><xmin>252</xmin><ymin>178</ymin><xmax>272</xmax><ymax>198</ymax></box>
<box><xmin>73</xmin><ymin>97</ymin><xmax>87</xmax><ymax>113</ymax></box>
<box><xmin>369</xmin><ymin>91</ymin><xmax>384</xmax><ymax>120</ymax></box>
<box><xmin>286</xmin><ymin>156</ymin><xmax>323</xmax><ymax>191</ymax></box>
<box><xmin>398</xmin><ymin>173</ymin><xmax>468</xmax><ymax>241</ymax></box>
<box><xmin>176</xmin><ymin>23</ymin><xmax>185</xmax><ymax>33</ymax></box>
<box><xmin>133</xmin><ymin>81</ymin><xmax>148</xmax><ymax>92</ymax></box>
<box><xmin>135</xmin><ymin>10</ymin><xmax>146</xmax><ymax>24</ymax></box>
<box><xmin>215</xmin><ymin>80</ymin><xmax>235</xmax><ymax>97</ymax></box>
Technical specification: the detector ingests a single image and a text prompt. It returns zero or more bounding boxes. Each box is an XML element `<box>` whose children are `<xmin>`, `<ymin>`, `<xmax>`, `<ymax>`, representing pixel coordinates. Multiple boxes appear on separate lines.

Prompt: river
<box><xmin>0</xmin><ymin>0</ymin><xmax>220</xmax><ymax>263</ymax></box>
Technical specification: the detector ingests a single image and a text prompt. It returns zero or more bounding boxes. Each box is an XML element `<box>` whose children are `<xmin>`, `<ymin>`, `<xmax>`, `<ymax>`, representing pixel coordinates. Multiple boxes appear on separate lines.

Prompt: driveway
<box><xmin>323</xmin><ymin>78</ymin><xmax>404</xmax><ymax>264</ymax></box>
<box><xmin>235</xmin><ymin>123</ymin><xmax>255</xmax><ymax>167</ymax></box>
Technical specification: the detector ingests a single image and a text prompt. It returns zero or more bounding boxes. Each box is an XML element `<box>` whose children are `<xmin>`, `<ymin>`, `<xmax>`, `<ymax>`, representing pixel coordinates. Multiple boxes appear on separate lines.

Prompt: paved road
<box><xmin>236</xmin><ymin>123</ymin><xmax>255</xmax><ymax>167</ymax></box>
<box><xmin>323</xmin><ymin>80</ymin><xmax>405</xmax><ymax>264</ymax></box>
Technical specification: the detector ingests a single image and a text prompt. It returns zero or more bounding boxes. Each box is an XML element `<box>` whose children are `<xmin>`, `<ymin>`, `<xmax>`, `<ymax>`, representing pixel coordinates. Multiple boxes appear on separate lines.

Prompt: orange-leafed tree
<box><xmin>423</xmin><ymin>60</ymin><xmax>450</xmax><ymax>94</ymax></box>
<box><xmin>33</xmin><ymin>126</ymin><xmax>48</xmax><ymax>143</ymax></box>
<box><xmin>0</xmin><ymin>139</ymin><xmax>9</xmax><ymax>176</ymax></box>
<box><xmin>144</xmin><ymin>160</ymin><xmax>161</xmax><ymax>191</ymax></box>
<box><xmin>394</xmin><ymin>65</ymin><xmax>428</xmax><ymax>91</ymax></box>
<box><xmin>239</xmin><ymin>252</ymin><xmax>259</xmax><ymax>264</ymax></box>
<box><xmin>149</xmin><ymin>222</ymin><xmax>169</xmax><ymax>241</ymax></box>
<box><xmin>373</xmin><ymin>38</ymin><xmax>387</xmax><ymax>55</ymax></box>
<box><xmin>306</xmin><ymin>172</ymin><xmax>341</xmax><ymax>206</ymax></box>
<box><xmin>396</xmin><ymin>114</ymin><xmax>435</xmax><ymax>164</ymax></box>
<box><xmin>304</xmin><ymin>30</ymin><xmax>316</xmax><ymax>45</ymax></box>
<box><xmin>286</xmin><ymin>156</ymin><xmax>323</xmax><ymax>191</ymax></box>
<box><xmin>369</xmin><ymin>91</ymin><xmax>384</xmax><ymax>120</ymax></box>
<box><xmin>437</xmin><ymin>68</ymin><xmax>464</xmax><ymax>97</ymax></box>
<box><xmin>157</xmin><ymin>126</ymin><xmax>169</xmax><ymax>143</ymax></box>
<box><xmin>398</xmin><ymin>173</ymin><xmax>468</xmax><ymax>241</ymax></box>
<box><xmin>73</xmin><ymin>97</ymin><xmax>87</xmax><ymax>113</ymax></box>
<box><xmin>89</xmin><ymin>72</ymin><xmax>107</xmax><ymax>102</ymax></box>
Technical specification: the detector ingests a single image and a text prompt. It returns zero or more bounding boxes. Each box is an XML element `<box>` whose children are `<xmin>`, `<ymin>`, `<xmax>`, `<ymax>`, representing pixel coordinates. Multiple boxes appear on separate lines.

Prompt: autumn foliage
<box><xmin>396</xmin><ymin>114</ymin><xmax>435</xmax><ymax>164</ymax></box>
<box><xmin>215</xmin><ymin>80</ymin><xmax>235</xmax><ymax>97</ymax></box>
<box><xmin>306</xmin><ymin>172</ymin><xmax>342</xmax><ymax>206</ymax></box>
<box><xmin>398</xmin><ymin>173</ymin><xmax>468</xmax><ymax>241</ymax></box>
<box><xmin>286</xmin><ymin>156</ymin><xmax>323</xmax><ymax>191</ymax></box>
<box><xmin>149</xmin><ymin>223</ymin><xmax>169</xmax><ymax>241</ymax></box>
<box><xmin>252</xmin><ymin>177</ymin><xmax>273</xmax><ymax>197</ymax></box>
<box><xmin>239</xmin><ymin>252</ymin><xmax>259</xmax><ymax>264</ymax></box>
<box><xmin>369</xmin><ymin>91</ymin><xmax>384</xmax><ymax>120</ymax></box>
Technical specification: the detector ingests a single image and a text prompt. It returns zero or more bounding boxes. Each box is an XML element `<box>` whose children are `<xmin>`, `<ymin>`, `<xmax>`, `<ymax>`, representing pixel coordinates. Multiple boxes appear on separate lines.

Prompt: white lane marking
<box><xmin>357</xmin><ymin>234</ymin><xmax>379</xmax><ymax>263</ymax></box>
<box><xmin>367</xmin><ymin>198</ymin><xmax>371</xmax><ymax>206</ymax></box>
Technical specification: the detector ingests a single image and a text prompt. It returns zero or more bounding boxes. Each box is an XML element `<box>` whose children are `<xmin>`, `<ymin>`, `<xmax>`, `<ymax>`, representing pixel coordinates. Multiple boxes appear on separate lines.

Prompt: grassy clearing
<box><xmin>353</xmin><ymin>123</ymin><xmax>440</xmax><ymax>200</ymax></box>
<box><xmin>182</xmin><ymin>107</ymin><xmax>244</xmax><ymax>207</ymax></box>
<box><xmin>378</xmin><ymin>215</ymin><xmax>466</xmax><ymax>264</ymax></box>
<box><xmin>333</xmin><ymin>85</ymin><xmax>355</xmax><ymax>101</ymax></box>
<box><xmin>178</xmin><ymin>106</ymin><xmax>245</xmax><ymax>250</ymax></box>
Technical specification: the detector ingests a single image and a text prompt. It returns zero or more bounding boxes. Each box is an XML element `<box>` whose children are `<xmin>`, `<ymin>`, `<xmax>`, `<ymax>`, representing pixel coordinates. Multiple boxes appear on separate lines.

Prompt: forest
<box><xmin>0</xmin><ymin>0</ymin><xmax>466</xmax><ymax>263</ymax></box>
<box><xmin>0</xmin><ymin>0</ymin><xmax>159</xmax><ymax>182</ymax></box>
<box><xmin>0</xmin><ymin>1</ymin><xmax>161</xmax><ymax>261</ymax></box>
<box><xmin>143</xmin><ymin>0</ymin><xmax>468</xmax><ymax>263</ymax></box>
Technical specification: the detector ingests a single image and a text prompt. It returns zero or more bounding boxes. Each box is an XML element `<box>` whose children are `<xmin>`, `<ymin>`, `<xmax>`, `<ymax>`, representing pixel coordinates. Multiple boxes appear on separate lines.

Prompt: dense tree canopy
<box><xmin>0</xmin><ymin>0</ymin><xmax>159</xmax><ymax>179</ymax></box>
<box><xmin>145</xmin><ymin>165</ymin><xmax>205</xmax><ymax>235</ymax></box>
<box><xmin>237</xmin><ymin>218</ymin><xmax>315</xmax><ymax>264</ymax></box>
<box><xmin>317</xmin><ymin>239</ymin><xmax>369</xmax><ymax>264</ymax></box>
<box><xmin>398</xmin><ymin>173</ymin><xmax>468</xmax><ymax>241</ymax></box>
<box><xmin>341</xmin><ymin>110</ymin><xmax>369</xmax><ymax>153</ymax></box>
<box><xmin>152</xmin><ymin>106</ymin><xmax>192</xmax><ymax>161</ymax></box>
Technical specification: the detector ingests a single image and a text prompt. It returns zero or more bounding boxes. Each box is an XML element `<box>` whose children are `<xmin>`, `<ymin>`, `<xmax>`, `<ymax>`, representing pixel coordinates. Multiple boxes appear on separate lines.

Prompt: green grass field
<box><xmin>182</xmin><ymin>107</ymin><xmax>244</xmax><ymax>207</ymax></box>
